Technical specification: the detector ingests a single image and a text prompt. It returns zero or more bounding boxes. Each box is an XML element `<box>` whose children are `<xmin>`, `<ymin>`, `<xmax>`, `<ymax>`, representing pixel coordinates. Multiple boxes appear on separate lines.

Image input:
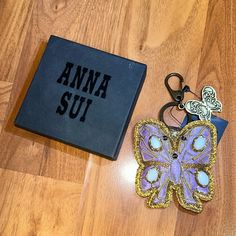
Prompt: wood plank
<box><xmin>0</xmin><ymin>81</ymin><xmax>12</xmax><ymax>133</ymax></box>
<box><xmin>174</xmin><ymin>0</ymin><xmax>236</xmax><ymax>235</ymax></box>
<box><xmin>0</xmin><ymin>0</ymin><xmax>235</xmax><ymax>235</ymax></box>
<box><xmin>77</xmin><ymin>1</ymin><xmax>210</xmax><ymax>235</ymax></box>
<box><xmin>0</xmin><ymin>0</ymin><xmax>34</xmax><ymax>83</ymax></box>
<box><xmin>0</xmin><ymin>168</ymin><xmax>82</xmax><ymax>235</ymax></box>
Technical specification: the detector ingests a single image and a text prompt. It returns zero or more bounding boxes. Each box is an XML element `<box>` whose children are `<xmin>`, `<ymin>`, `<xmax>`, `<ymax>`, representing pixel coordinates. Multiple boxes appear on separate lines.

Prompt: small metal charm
<box><xmin>184</xmin><ymin>86</ymin><xmax>222</xmax><ymax>121</ymax></box>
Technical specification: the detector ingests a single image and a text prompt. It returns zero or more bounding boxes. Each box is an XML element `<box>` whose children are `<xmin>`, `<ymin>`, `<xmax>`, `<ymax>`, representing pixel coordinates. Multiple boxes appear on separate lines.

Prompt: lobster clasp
<box><xmin>164</xmin><ymin>73</ymin><xmax>185</xmax><ymax>102</ymax></box>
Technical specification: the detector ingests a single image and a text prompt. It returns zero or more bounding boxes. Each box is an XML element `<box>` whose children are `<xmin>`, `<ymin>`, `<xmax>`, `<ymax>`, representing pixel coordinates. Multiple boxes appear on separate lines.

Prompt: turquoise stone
<box><xmin>149</xmin><ymin>136</ymin><xmax>162</xmax><ymax>150</ymax></box>
<box><xmin>146</xmin><ymin>168</ymin><xmax>159</xmax><ymax>182</ymax></box>
<box><xmin>193</xmin><ymin>135</ymin><xmax>207</xmax><ymax>151</ymax></box>
<box><xmin>196</xmin><ymin>171</ymin><xmax>209</xmax><ymax>187</ymax></box>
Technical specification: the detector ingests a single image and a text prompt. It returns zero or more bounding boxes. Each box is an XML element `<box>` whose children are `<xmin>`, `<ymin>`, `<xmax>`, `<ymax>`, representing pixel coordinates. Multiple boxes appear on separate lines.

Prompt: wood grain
<box><xmin>174</xmin><ymin>0</ymin><xmax>236</xmax><ymax>235</ymax></box>
<box><xmin>0</xmin><ymin>81</ymin><xmax>12</xmax><ymax>132</ymax></box>
<box><xmin>0</xmin><ymin>0</ymin><xmax>34</xmax><ymax>83</ymax></box>
<box><xmin>0</xmin><ymin>168</ymin><xmax>82</xmax><ymax>235</ymax></box>
<box><xmin>0</xmin><ymin>0</ymin><xmax>235</xmax><ymax>235</ymax></box>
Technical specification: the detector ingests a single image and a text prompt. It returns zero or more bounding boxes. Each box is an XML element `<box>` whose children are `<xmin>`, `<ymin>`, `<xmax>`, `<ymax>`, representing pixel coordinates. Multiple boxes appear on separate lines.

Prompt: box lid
<box><xmin>15</xmin><ymin>35</ymin><xmax>147</xmax><ymax>160</ymax></box>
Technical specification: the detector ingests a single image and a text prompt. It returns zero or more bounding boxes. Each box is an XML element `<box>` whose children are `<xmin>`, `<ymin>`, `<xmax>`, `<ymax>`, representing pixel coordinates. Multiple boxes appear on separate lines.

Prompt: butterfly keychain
<box><xmin>133</xmin><ymin>73</ymin><xmax>220</xmax><ymax>213</ymax></box>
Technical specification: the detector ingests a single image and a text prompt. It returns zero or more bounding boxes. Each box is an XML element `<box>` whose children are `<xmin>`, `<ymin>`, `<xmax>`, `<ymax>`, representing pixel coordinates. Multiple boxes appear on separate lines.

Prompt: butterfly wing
<box><xmin>185</xmin><ymin>100</ymin><xmax>212</xmax><ymax>121</ymax></box>
<box><xmin>175</xmin><ymin>120</ymin><xmax>217</xmax><ymax>213</ymax></box>
<box><xmin>134</xmin><ymin>119</ymin><xmax>173</xmax><ymax>208</ymax></box>
<box><xmin>202</xmin><ymin>86</ymin><xmax>222</xmax><ymax>112</ymax></box>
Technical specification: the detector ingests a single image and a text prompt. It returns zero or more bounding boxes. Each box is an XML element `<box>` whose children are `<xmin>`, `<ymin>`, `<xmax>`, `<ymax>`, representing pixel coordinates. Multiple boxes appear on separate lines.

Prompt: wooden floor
<box><xmin>0</xmin><ymin>0</ymin><xmax>235</xmax><ymax>235</ymax></box>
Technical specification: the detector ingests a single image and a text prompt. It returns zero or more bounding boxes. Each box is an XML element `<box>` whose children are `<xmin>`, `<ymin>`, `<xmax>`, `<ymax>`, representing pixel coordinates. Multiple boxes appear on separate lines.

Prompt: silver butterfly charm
<box><xmin>184</xmin><ymin>86</ymin><xmax>222</xmax><ymax>121</ymax></box>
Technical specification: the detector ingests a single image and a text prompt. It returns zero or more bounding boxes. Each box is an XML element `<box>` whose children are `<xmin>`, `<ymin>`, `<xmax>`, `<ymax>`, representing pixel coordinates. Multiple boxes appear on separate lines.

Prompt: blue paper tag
<box><xmin>181</xmin><ymin>115</ymin><xmax>228</xmax><ymax>144</ymax></box>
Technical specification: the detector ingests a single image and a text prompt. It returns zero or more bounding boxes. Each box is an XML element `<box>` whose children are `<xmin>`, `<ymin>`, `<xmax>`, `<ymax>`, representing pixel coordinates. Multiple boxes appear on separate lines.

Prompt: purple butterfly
<box><xmin>134</xmin><ymin>119</ymin><xmax>217</xmax><ymax>213</ymax></box>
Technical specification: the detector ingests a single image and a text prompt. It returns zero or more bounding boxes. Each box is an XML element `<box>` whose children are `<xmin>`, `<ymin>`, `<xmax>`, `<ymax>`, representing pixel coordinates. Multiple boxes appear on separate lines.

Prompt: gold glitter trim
<box><xmin>133</xmin><ymin>119</ymin><xmax>217</xmax><ymax>213</ymax></box>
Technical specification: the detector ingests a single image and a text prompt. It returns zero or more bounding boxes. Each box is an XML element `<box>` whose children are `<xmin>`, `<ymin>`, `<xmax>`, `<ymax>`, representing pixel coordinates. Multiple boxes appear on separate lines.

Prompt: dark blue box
<box><xmin>15</xmin><ymin>35</ymin><xmax>147</xmax><ymax>160</ymax></box>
